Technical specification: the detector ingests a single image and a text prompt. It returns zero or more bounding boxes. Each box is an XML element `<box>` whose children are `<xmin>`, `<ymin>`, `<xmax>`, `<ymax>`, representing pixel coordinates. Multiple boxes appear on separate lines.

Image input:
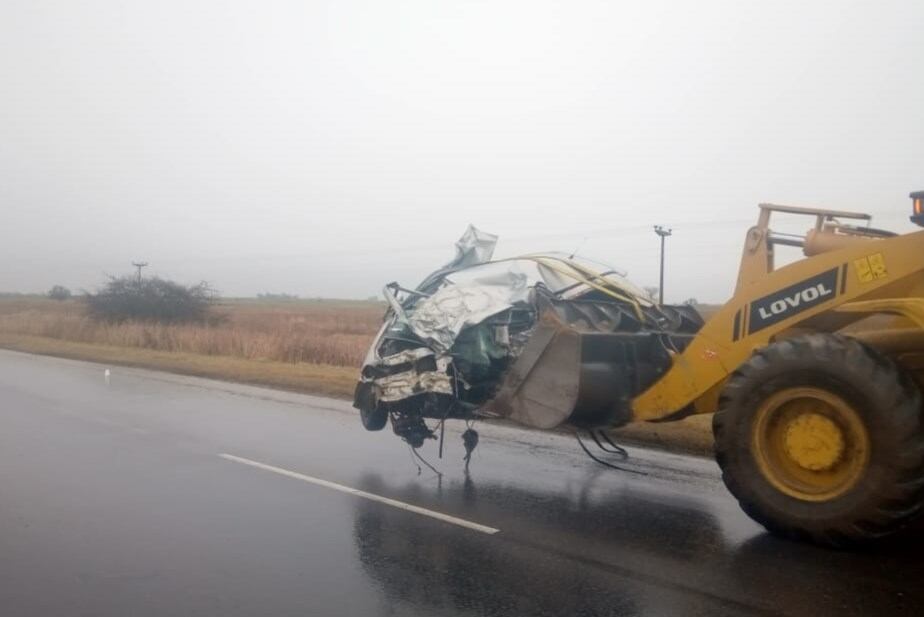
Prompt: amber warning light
<box><xmin>911</xmin><ymin>191</ymin><xmax>924</xmax><ymax>227</ymax></box>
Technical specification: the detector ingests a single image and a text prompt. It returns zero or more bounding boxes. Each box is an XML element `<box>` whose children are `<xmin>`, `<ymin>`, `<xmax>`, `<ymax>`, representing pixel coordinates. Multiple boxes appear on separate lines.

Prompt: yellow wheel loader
<box><xmin>355</xmin><ymin>192</ymin><xmax>924</xmax><ymax>546</ymax></box>
<box><xmin>632</xmin><ymin>192</ymin><xmax>924</xmax><ymax>546</ymax></box>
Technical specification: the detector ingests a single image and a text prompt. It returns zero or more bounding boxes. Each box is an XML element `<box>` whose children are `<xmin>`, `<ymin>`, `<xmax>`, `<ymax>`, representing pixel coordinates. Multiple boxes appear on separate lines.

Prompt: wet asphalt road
<box><xmin>0</xmin><ymin>350</ymin><xmax>922</xmax><ymax>617</ymax></box>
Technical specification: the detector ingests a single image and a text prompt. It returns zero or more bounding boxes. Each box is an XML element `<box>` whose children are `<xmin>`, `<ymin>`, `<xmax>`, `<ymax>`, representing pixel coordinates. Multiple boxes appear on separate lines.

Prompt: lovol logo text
<box><xmin>757</xmin><ymin>282</ymin><xmax>833</xmax><ymax>320</ymax></box>
<box><xmin>748</xmin><ymin>268</ymin><xmax>839</xmax><ymax>334</ymax></box>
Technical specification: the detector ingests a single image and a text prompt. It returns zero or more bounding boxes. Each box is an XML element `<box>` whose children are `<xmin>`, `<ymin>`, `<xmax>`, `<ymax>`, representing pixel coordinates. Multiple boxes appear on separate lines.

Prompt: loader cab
<box><xmin>910</xmin><ymin>191</ymin><xmax>924</xmax><ymax>227</ymax></box>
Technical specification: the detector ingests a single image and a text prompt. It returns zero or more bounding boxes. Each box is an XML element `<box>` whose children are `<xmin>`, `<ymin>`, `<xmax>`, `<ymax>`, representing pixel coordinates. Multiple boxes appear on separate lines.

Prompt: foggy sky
<box><xmin>2</xmin><ymin>1</ymin><xmax>922</xmax><ymax>303</ymax></box>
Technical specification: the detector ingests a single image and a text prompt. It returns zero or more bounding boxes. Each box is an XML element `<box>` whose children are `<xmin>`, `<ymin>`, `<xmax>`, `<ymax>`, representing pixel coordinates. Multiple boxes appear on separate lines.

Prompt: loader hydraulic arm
<box><xmin>631</xmin><ymin>207</ymin><xmax>924</xmax><ymax>422</ymax></box>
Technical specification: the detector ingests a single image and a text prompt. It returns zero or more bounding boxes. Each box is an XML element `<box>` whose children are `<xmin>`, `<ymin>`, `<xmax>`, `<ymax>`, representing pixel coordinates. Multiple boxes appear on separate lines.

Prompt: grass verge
<box><xmin>0</xmin><ymin>333</ymin><xmax>715</xmax><ymax>457</ymax></box>
<box><xmin>0</xmin><ymin>333</ymin><xmax>358</xmax><ymax>399</ymax></box>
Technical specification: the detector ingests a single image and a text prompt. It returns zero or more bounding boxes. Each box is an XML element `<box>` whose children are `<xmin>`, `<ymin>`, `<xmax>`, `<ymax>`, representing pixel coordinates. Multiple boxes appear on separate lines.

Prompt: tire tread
<box><xmin>713</xmin><ymin>333</ymin><xmax>924</xmax><ymax>547</ymax></box>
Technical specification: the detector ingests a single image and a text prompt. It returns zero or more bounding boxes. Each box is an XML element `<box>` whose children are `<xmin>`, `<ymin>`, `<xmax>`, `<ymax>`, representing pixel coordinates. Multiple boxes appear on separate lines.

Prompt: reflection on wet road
<box><xmin>0</xmin><ymin>350</ymin><xmax>921</xmax><ymax>616</ymax></box>
<box><xmin>350</xmin><ymin>473</ymin><xmax>924</xmax><ymax>617</ymax></box>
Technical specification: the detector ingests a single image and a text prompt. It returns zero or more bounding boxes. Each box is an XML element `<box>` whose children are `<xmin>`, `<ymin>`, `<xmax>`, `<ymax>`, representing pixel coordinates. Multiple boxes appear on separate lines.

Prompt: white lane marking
<box><xmin>218</xmin><ymin>453</ymin><xmax>500</xmax><ymax>535</ymax></box>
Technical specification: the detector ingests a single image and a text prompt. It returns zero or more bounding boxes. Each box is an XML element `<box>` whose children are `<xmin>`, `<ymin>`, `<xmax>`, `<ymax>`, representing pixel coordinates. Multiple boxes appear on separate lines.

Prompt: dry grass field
<box><xmin>0</xmin><ymin>296</ymin><xmax>382</xmax><ymax>367</ymax></box>
<box><xmin>0</xmin><ymin>296</ymin><xmax>382</xmax><ymax>399</ymax></box>
<box><xmin>0</xmin><ymin>295</ymin><xmax>714</xmax><ymax>455</ymax></box>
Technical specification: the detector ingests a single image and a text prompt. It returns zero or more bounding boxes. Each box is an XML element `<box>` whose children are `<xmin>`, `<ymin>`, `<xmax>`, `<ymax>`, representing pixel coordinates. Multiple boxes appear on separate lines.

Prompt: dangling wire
<box><xmin>590</xmin><ymin>429</ymin><xmax>628</xmax><ymax>459</ymax></box>
<box><xmin>406</xmin><ymin>444</ymin><xmax>422</xmax><ymax>475</ymax></box>
<box><xmin>576</xmin><ymin>430</ymin><xmax>647</xmax><ymax>475</ymax></box>
<box><xmin>409</xmin><ymin>444</ymin><xmax>442</xmax><ymax>478</ymax></box>
<box><xmin>438</xmin><ymin>418</ymin><xmax>446</xmax><ymax>459</ymax></box>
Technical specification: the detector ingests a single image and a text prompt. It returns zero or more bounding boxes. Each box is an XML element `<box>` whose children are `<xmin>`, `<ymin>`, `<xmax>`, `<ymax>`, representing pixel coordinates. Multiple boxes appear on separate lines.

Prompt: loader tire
<box><xmin>713</xmin><ymin>333</ymin><xmax>924</xmax><ymax>547</ymax></box>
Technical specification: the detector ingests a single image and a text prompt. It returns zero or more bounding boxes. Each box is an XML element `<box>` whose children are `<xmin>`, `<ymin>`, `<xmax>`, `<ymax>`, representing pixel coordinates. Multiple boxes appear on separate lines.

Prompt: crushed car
<box><xmin>353</xmin><ymin>226</ymin><xmax>703</xmax><ymax>453</ymax></box>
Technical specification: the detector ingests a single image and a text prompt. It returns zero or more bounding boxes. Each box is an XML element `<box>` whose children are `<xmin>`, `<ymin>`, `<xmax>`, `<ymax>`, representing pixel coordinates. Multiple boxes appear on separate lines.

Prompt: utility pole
<box><xmin>653</xmin><ymin>226</ymin><xmax>672</xmax><ymax>305</ymax></box>
<box><xmin>132</xmin><ymin>261</ymin><xmax>148</xmax><ymax>285</ymax></box>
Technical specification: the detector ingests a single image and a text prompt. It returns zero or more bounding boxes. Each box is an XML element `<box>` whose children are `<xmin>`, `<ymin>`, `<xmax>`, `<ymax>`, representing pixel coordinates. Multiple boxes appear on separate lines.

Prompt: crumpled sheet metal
<box><xmin>375</xmin><ymin>347</ymin><xmax>434</xmax><ymax>366</ymax></box>
<box><xmin>360</xmin><ymin>226</ymin><xmax>656</xmax><ymax>410</ymax></box>
<box><xmin>407</xmin><ymin>265</ymin><xmax>530</xmax><ymax>352</ymax></box>
<box><xmin>449</xmin><ymin>225</ymin><xmax>498</xmax><ymax>270</ymax></box>
<box><xmin>416</xmin><ymin>225</ymin><xmax>498</xmax><ymax>292</ymax></box>
<box><xmin>373</xmin><ymin>353</ymin><xmax>453</xmax><ymax>402</ymax></box>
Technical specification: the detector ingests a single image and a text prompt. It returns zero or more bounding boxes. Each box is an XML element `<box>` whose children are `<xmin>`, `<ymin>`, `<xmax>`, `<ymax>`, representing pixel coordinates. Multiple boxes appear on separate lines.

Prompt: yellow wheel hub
<box><xmin>752</xmin><ymin>387</ymin><xmax>870</xmax><ymax>502</ymax></box>
<box><xmin>782</xmin><ymin>413</ymin><xmax>845</xmax><ymax>471</ymax></box>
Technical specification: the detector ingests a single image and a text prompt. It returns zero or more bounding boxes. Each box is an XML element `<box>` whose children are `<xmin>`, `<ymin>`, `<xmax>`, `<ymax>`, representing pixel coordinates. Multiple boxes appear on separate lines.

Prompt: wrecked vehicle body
<box><xmin>353</xmin><ymin>227</ymin><xmax>703</xmax><ymax>448</ymax></box>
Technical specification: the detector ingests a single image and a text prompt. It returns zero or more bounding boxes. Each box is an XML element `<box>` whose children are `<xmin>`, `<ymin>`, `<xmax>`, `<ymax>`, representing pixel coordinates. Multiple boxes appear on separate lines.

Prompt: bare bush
<box><xmin>85</xmin><ymin>276</ymin><xmax>215</xmax><ymax>323</ymax></box>
<box><xmin>48</xmin><ymin>285</ymin><xmax>71</xmax><ymax>301</ymax></box>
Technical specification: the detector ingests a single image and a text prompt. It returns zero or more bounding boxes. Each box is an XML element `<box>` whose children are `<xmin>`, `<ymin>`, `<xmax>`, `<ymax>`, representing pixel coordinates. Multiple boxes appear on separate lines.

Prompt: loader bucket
<box><xmin>487</xmin><ymin>311</ymin><xmax>582</xmax><ymax>429</ymax></box>
<box><xmin>486</xmin><ymin>303</ymin><xmax>674</xmax><ymax>430</ymax></box>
